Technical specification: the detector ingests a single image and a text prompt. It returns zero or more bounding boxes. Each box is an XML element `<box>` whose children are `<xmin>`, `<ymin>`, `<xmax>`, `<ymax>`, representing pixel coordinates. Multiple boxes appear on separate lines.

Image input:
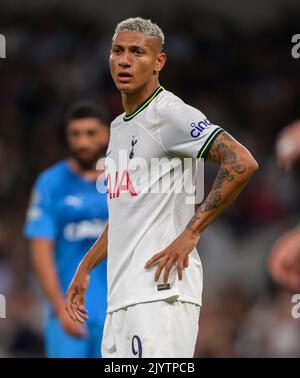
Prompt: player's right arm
<box><xmin>65</xmin><ymin>224</ymin><xmax>108</xmax><ymax>323</ymax></box>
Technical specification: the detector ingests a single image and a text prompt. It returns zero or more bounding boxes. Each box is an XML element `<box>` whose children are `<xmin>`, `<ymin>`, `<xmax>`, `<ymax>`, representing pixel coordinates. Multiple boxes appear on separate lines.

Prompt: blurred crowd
<box><xmin>1</xmin><ymin>5</ymin><xmax>300</xmax><ymax>357</ymax></box>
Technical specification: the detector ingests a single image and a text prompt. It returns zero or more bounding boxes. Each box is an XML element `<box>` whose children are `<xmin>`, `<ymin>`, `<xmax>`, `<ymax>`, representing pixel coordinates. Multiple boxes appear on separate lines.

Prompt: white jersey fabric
<box><xmin>105</xmin><ymin>86</ymin><xmax>223</xmax><ymax>313</ymax></box>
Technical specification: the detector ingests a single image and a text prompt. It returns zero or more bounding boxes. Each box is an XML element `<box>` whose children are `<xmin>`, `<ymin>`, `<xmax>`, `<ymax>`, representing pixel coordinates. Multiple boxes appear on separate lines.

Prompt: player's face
<box><xmin>109</xmin><ymin>31</ymin><xmax>166</xmax><ymax>94</ymax></box>
<box><xmin>67</xmin><ymin>118</ymin><xmax>109</xmax><ymax>169</ymax></box>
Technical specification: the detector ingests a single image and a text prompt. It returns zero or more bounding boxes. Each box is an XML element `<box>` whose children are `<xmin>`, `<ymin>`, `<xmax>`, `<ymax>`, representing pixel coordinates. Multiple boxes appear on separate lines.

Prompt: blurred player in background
<box><xmin>24</xmin><ymin>102</ymin><xmax>109</xmax><ymax>357</ymax></box>
<box><xmin>269</xmin><ymin>119</ymin><xmax>300</xmax><ymax>291</ymax></box>
<box><xmin>66</xmin><ymin>18</ymin><xmax>258</xmax><ymax>357</ymax></box>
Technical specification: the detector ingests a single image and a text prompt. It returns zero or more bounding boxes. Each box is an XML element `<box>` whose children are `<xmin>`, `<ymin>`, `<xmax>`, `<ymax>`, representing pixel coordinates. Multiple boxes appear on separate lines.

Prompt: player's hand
<box><xmin>66</xmin><ymin>267</ymin><xmax>90</xmax><ymax>324</ymax></box>
<box><xmin>269</xmin><ymin>229</ymin><xmax>300</xmax><ymax>291</ymax></box>
<box><xmin>276</xmin><ymin>120</ymin><xmax>300</xmax><ymax>171</ymax></box>
<box><xmin>58</xmin><ymin>308</ymin><xmax>87</xmax><ymax>337</ymax></box>
<box><xmin>144</xmin><ymin>229</ymin><xmax>200</xmax><ymax>283</ymax></box>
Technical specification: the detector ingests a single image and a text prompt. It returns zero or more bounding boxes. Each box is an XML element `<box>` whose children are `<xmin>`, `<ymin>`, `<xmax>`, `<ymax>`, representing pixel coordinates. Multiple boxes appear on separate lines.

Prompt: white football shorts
<box><xmin>101</xmin><ymin>299</ymin><xmax>200</xmax><ymax>358</ymax></box>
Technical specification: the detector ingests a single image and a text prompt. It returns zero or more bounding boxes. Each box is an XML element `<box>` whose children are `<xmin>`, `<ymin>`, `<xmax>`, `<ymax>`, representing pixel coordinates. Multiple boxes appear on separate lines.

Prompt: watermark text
<box><xmin>291</xmin><ymin>34</ymin><xmax>300</xmax><ymax>59</ymax></box>
<box><xmin>0</xmin><ymin>34</ymin><xmax>6</xmax><ymax>58</ymax></box>
<box><xmin>0</xmin><ymin>294</ymin><xmax>6</xmax><ymax>318</ymax></box>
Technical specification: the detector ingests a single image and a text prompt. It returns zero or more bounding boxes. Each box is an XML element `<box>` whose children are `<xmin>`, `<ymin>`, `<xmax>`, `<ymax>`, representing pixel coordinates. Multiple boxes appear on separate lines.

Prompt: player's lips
<box><xmin>117</xmin><ymin>72</ymin><xmax>132</xmax><ymax>83</ymax></box>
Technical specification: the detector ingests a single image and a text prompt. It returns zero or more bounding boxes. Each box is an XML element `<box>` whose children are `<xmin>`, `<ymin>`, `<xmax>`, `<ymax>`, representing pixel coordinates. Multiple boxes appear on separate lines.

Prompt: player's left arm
<box><xmin>145</xmin><ymin>131</ymin><xmax>258</xmax><ymax>283</ymax></box>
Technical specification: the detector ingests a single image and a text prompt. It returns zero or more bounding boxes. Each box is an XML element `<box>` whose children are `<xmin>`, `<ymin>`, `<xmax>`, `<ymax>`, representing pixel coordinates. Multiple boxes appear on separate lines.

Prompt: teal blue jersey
<box><xmin>24</xmin><ymin>160</ymin><xmax>108</xmax><ymax>322</ymax></box>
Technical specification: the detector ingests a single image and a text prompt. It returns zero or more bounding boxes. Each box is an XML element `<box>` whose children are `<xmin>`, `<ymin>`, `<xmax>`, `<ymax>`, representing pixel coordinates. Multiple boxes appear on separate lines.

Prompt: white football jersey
<box><xmin>105</xmin><ymin>86</ymin><xmax>223</xmax><ymax>313</ymax></box>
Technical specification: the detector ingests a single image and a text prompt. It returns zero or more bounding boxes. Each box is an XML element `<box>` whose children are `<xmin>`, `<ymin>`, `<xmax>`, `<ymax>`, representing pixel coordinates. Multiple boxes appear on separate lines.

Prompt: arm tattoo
<box><xmin>186</xmin><ymin>214</ymin><xmax>201</xmax><ymax>229</ymax></box>
<box><xmin>234</xmin><ymin>164</ymin><xmax>246</xmax><ymax>174</ymax></box>
<box><xmin>207</xmin><ymin>131</ymin><xmax>237</xmax><ymax>165</ymax></box>
<box><xmin>221</xmin><ymin>132</ymin><xmax>235</xmax><ymax>142</ymax></box>
<box><xmin>186</xmin><ymin>131</ymin><xmax>249</xmax><ymax>232</ymax></box>
<box><xmin>204</xmin><ymin>191</ymin><xmax>222</xmax><ymax>211</ymax></box>
<box><xmin>186</xmin><ymin>190</ymin><xmax>222</xmax><ymax>230</ymax></box>
<box><xmin>212</xmin><ymin>167</ymin><xmax>234</xmax><ymax>190</ymax></box>
<box><xmin>215</xmin><ymin>143</ymin><xmax>236</xmax><ymax>164</ymax></box>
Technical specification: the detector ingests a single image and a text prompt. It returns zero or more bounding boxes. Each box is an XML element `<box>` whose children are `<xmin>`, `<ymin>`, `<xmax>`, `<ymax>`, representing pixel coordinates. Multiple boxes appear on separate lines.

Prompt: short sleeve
<box><xmin>158</xmin><ymin>96</ymin><xmax>224</xmax><ymax>159</ymax></box>
<box><xmin>23</xmin><ymin>174</ymin><xmax>57</xmax><ymax>239</ymax></box>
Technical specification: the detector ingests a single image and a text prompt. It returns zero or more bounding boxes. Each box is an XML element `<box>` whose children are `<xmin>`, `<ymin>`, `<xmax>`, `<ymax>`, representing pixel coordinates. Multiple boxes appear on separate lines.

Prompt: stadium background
<box><xmin>1</xmin><ymin>0</ymin><xmax>300</xmax><ymax>357</ymax></box>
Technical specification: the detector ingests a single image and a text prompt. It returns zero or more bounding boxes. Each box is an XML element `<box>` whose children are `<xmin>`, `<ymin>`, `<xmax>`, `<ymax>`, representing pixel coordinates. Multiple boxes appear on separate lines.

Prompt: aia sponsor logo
<box><xmin>96</xmin><ymin>150</ymin><xmax>206</xmax><ymax>204</ymax></box>
<box><xmin>106</xmin><ymin>170</ymin><xmax>137</xmax><ymax>199</ymax></box>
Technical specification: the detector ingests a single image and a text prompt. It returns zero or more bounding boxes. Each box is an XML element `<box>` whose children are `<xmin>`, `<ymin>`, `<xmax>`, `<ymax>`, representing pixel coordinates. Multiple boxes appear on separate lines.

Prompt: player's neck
<box><xmin>121</xmin><ymin>81</ymin><xmax>160</xmax><ymax>115</ymax></box>
<box><xmin>68</xmin><ymin>158</ymin><xmax>99</xmax><ymax>181</ymax></box>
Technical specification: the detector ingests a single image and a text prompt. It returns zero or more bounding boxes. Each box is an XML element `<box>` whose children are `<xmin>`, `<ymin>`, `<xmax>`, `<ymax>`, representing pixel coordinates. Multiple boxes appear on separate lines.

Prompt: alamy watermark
<box><xmin>291</xmin><ymin>294</ymin><xmax>300</xmax><ymax>319</ymax></box>
<box><xmin>0</xmin><ymin>34</ymin><xmax>6</xmax><ymax>58</ymax></box>
<box><xmin>96</xmin><ymin>153</ymin><xmax>205</xmax><ymax>205</ymax></box>
<box><xmin>291</xmin><ymin>34</ymin><xmax>300</xmax><ymax>59</ymax></box>
<box><xmin>0</xmin><ymin>294</ymin><xmax>6</xmax><ymax>318</ymax></box>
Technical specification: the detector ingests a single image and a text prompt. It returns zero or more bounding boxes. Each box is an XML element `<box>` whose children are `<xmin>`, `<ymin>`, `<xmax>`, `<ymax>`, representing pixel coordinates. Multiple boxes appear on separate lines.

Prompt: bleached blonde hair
<box><xmin>112</xmin><ymin>17</ymin><xmax>165</xmax><ymax>48</ymax></box>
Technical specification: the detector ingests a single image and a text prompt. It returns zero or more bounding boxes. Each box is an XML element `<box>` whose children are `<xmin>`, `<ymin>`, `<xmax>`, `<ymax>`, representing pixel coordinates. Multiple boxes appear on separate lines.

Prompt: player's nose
<box><xmin>118</xmin><ymin>52</ymin><xmax>131</xmax><ymax>67</ymax></box>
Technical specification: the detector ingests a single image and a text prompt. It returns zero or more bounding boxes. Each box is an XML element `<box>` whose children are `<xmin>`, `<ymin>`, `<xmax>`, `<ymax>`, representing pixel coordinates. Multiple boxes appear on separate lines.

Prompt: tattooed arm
<box><xmin>145</xmin><ymin>131</ymin><xmax>258</xmax><ymax>283</ymax></box>
<box><xmin>186</xmin><ymin>131</ymin><xmax>258</xmax><ymax>234</ymax></box>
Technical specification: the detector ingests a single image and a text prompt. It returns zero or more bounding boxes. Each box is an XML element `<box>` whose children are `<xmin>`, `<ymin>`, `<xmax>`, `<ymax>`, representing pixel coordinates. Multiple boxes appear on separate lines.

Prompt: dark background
<box><xmin>1</xmin><ymin>0</ymin><xmax>300</xmax><ymax>357</ymax></box>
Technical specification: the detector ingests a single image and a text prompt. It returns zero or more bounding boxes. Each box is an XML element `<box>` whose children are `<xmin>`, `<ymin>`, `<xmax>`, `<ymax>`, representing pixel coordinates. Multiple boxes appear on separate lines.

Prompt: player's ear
<box><xmin>154</xmin><ymin>52</ymin><xmax>167</xmax><ymax>73</ymax></box>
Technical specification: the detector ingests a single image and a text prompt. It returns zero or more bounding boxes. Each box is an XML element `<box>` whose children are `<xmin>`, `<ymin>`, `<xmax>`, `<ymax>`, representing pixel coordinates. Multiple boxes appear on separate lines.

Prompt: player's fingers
<box><xmin>177</xmin><ymin>259</ymin><xmax>184</xmax><ymax>281</ymax></box>
<box><xmin>72</xmin><ymin>303</ymin><xmax>86</xmax><ymax>323</ymax></box>
<box><xmin>145</xmin><ymin>251</ymin><xmax>166</xmax><ymax>269</ymax></box>
<box><xmin>65</xmin><ymin>302</ymin><xmax>74</xmax><ymax>321</ymax></box>
<box><xmin>183</xmin><ymin>255</ymin><xmax>189</xmax><ymax>268</ymax></box>
<box><xmin>74</xmin><ymin>300</ymin><xmax>88</xmax><ymax>320</ymax></box>
<box><xmin>72</xmin><ymin>297</ymin><xmax>87</xmax><ymax>322</ymax></box>
<box><xmin>163</xmin><ymin>256</ymin><xmax>177</xmax><ymax>284</ymax></box>
<box><xmin>76</xmin><ymin>304</ymin><xmax>88</xmax><ymax>319</ymax></box>
<box><xmin>74</xmin><ymin>294</ymin><xmax>88</xmax><ymax>313</ymax></box>
<box><xmin>66</xmin><ymin>290</ymin><xmax>78</xmax><ymax>321</ymax></box>
<box><xmin>154</xmin><ymin>257</ymin><xmax>168</xmax><ymax>282</ymax></box>
<box><xmin>75</xmin><ymin>305</ymin><xmax>88</xmax><ymax>319</ymax></box>
<box><xmin>71</xmin><ymin>303</ymin><xmax>83</xmax><ymax>323</ymax></box>
<box><xmin>78</xmin><ymin>305</ymin><xmax>88</xmax><ymax>314</ymax></box>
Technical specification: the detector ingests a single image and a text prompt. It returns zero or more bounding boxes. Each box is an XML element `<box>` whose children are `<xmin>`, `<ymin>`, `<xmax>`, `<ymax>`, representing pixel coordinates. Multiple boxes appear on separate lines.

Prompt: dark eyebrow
<box><xmin>112</xmin><ymin>44</ymin><xmax>146</xmax><ymax>50</ymax></box>
<box><xmin>130</xmin><ymin>45</ymin><xmax>145</xmax><ymax>50</ymax></box>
